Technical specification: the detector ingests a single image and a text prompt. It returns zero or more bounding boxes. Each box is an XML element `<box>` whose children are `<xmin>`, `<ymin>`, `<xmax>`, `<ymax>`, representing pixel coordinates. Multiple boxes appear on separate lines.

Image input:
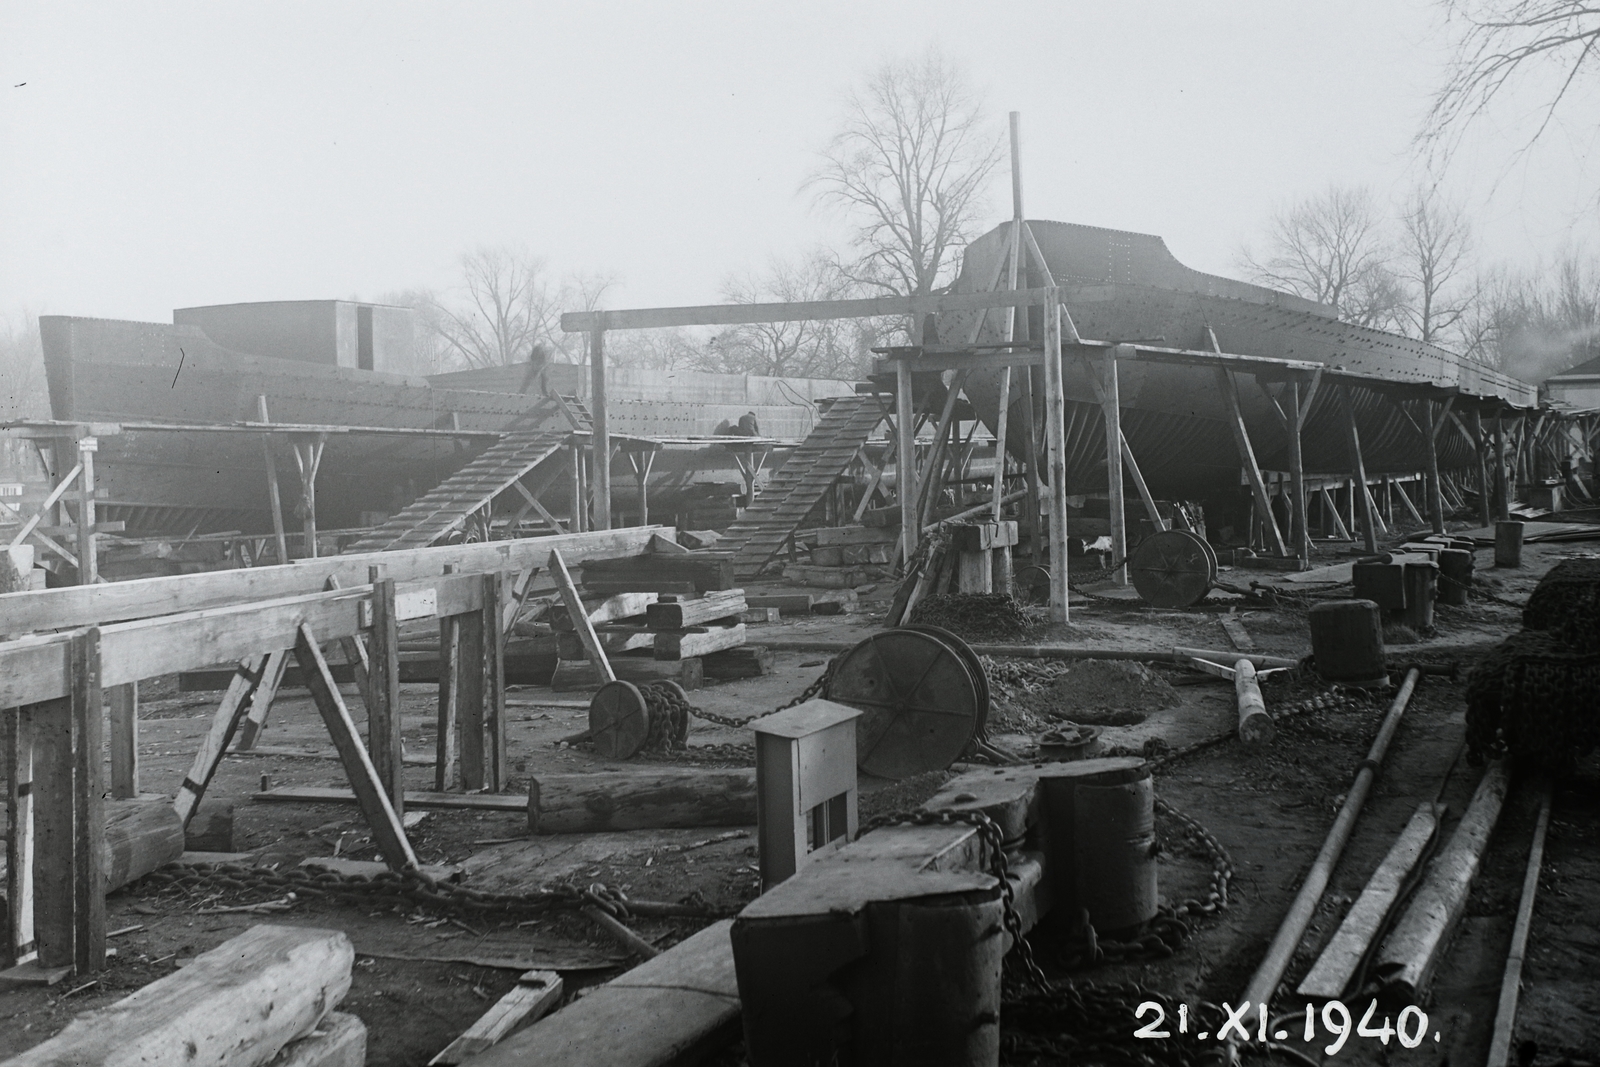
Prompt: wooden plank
<box><xmin>106</xmin><ymin>681</ymin><xmax>138</xmax><ymax>799</ymax></box>
<box><xmin>0</xmin><ymin>526</ymin><xmax>667</xmax><ymax>637</ymax></box>
<box><xmin>234</xmin><ymin>648</ymin><xmax>289</xmax><ymax>751</ymax></box>
<box><xmin>270</xmin><ymin>1011</ymin><xmax>367</xmax><ymax>1067</ymax></box>
<box><xmin>293</xmin><ymin>624</ymin><xmax>419</xmax><ymax>871</ymax></box>
<box><xmin>463</xmin><ymin>920</ymin><xmax>739</xmax><ymax>1067</ymax></box>
<box><xmin>4</xmin><ymin>705</ymin><xmax>37</xmax><ymax>967</ymax></box>
<box><xmin>31</xmin><ymin>697</ymin><xmax>74</xmax><ymax>969</ymax></box>
<box><xmin>436</xmin><ymin>612</ymin><xmax>460</xmax><ymax>792</ymax></box>
<box><xmin>1217</xmin><ymin>365</ymin><xmax>1288</xmax><ymax>557</ymax></box>
<box><xmin>367</xmin><ymin>575</ymin><xmax>404</xmax><ymax>816</ymax></box>
<box><xmin>429</xmin><ymin>971</ymin><xmax>563</xmax><ymax>1065</ymax></box>
<box><xmin>579</xmin><ymin>553</ymin><xmax>735</xmax><ymax>593</ymax></box>
<box><xmin>529</xmin><ymin>770</ymin><xmax>757</xmax><ymax>833</ymax></box>
<box><xmin>254</xmin><ymin>785</ymin><xmax>527</xmax><ymax>813</ymax></box>
<box><xmin>1102</xmin><ymin>348</ymin><xmax>1129</xmax><ymax>583</ymax></box>
<box><xmin>174</xmin><ymin>657</ymin><xmax>267</xmax><ymax>826</ymax></box>
<box><xmin>1298</xmin><ymin>803</ymin><xmax>1441</xmax><ymax>999</ymax></box>
<box><xmin>484</xmin><ymin>573</ymin><xmax>507</xmax><ymax>793</ymax></box>
<box><xmin>558</xmin><ymin>629</ymin><xmax>655</xmax><ymax>659</ymax></box>
<box><xmin>549</xmin><ymin>591</ymin><xmax>659</xmax><ymax>631</ymax></box>
<box><xmin>559</xmin><ymin>287</ymin><xmax>1052</xmax><ymax>333</ymax></box>
<box><xmin>71</xmin><ymin>629</ymin><xmax>106</xmax><ymax>974</ymax></box>
<box><xmin>551</xmin><ymin>549</ymin><xmax>614</xmax><ymax>684</ymax></box>
<box><xmin>1220</xmin><ymin>614</ymin><xmax>1254</xmax><ymax>651</ymax></box>
<box><xmin>3</xmin><ymin>924</ymin><xmax>355</xmax><ymax>1067</ymax></box>
<box><xmin>645</xmin><ymin>591</ymin><xmax>747</xmax><ymax>630</ymax></box>
<box><xmin>1042</xmin><ymin>287</ymin><xmax>1071</xmax><ymax>621</ymax></box>
<box><xmin>703</xmin><ymin>645</ymin><xmax>775</xmax><ymax>680</ymax></box>
<box><xmin>896</xmin><ymin>359</ymin><xmax>918</xmax><ymax>562</ymax></box>
<box><xmin>653</xmin><ymin>624</ymin><xmax>746</xmax><ymax>661</ymax></box>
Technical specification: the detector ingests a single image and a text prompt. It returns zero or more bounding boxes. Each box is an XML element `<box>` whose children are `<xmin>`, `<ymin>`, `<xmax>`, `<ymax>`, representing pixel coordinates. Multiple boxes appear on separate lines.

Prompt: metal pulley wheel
<box><xmin>588</xmin><ymin>680</ymin><xmax>650</xmax><ymax>759</ymax></box>
<box><xmin>897</xmin><ymin>623</ymin><xmax>990</xmax><ymax>736</ymax></box>
<box><xmin>1015</xmin><ymin>564</ymin><xmax>1052</xmax><ymax>606</ymax></box>
<box><xmin>1128</xmin><ymin>528</ymin><xmax>1218</xmax><ymax>608</ymax></box>
<box><xmin>828</xmin><ymin>628</ymin><xmax>983</xmax><ymax>780</ymax></box>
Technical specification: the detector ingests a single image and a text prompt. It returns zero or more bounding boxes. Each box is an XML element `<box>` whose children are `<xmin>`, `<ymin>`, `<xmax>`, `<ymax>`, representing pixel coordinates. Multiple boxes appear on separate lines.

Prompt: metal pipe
<box><xmin>1237</xmin><ymin>667</ymin><xmax>1421</xmax><ymax>1017</ymax></box>
<box><xmin>1486</xmin><ymin>781</ymin><xmax>1553</xmax><ymax>1067</ymax></box>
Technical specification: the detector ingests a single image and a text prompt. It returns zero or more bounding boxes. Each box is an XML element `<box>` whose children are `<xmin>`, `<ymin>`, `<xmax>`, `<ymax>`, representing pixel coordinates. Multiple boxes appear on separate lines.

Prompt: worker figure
<box><xmin>735</xmin><ymin>412</ymin><xmax>761</xmax><ymax>437</ymax></box>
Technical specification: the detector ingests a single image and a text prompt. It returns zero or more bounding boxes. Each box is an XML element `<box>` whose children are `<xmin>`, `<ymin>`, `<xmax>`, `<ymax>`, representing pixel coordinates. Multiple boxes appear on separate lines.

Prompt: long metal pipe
<box><xmin>1237</xmin><ymin>667</ymin><xmax>1421</xmax><ymax>1016</ymax></box>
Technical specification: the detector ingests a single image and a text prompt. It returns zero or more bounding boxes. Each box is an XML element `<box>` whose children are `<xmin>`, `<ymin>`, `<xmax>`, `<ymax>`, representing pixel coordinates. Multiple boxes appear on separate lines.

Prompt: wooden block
<box><xmin>782</xmin><ymin>564</ymin><xmax>873</xmax><ymax>589</ymax></box>
<box><xmin>746</xmin><ymin>593</ymin><xmax>817</xmax><ymax>616</ymax></box>
<box><xmin>550</xmin><ymin>657</ymin><xmax>704</xmax><ymax>691</ymax></box>
<box><xmin>3</xmin><ymin>924</ymin><xmax>355</xmax><ymax>1067</ymax></box>
<box><xmin>0</xmin><ymin>960</ymin><xmax>75</xmax><ymax>988</ymax></box>
<box><xmin>862</xmin><ymin>506</ymin><xmax>902</xmax><ymax>527</ymax></box>
<box><xmin>549</xmin><ymin>592</ymin><xmax>659</xmax><ymax>632</ymax></box>
<box><xmin>646</xmin><ymin>590</ymin><xmax>747</xmax><ymax>630</ymax></box>
<box><xmin>702</xmin><ymin>645</ymin><xmax>775</xmax><ymax>680</ymax></box>
<box><xmin>679</xmin><ymin>530</ymin><xmax>722</xmax><ymax>550</ymax></box>
<box><xmin>1352</xmin><ymin>561</ymin><xmax>1407</xmax><ymax>609</ymax></box>
<box><xmin>953</xmin><ymin>521</ymin><xmax>1019</xmax><ymax>551</ymax></box>
<box><xmin>459</xmin><ymin>921</ymin><xmax>738</xmax><ymax>1067</ymax></box>
<box><xmin>814</xmin><ymin>526</ymin><xmax>900</xmax><ymax>547</ymax></box>
<box><xmin>528</xmin><ymin>770</ymin><xmax>758</xmax><ymax>833</ymax></box>
<box><xmin>810</xmin><ymin>546</ymin><xmax>844</xmax><ymax>567</ymax></box>
<box><xmin>429</xmin><ymin>971</ymin><xmax>563</xmax><ymax>1065</ymax></box>
<box><xmin>654</xmin><ymin>623</ymin><xmax>746</xmax><ymax>660</ymax></box>
<box><xmin>107</xmin><ymin>681</ymin><xmax>139</xmax><ymax>799</ymax></box>
<box><xmin>956</xmin><ymin>550</ymin><xmax>992</xmax><ymax>594</ymax></box>
<box><xmin>921</xmin><ymin>768</ymin><xmax>1045</xmax><ymax>844</ymax></box>
<box><xmin>840</xmin><ymin>543</ymin><xmax>892</xmax><ymax>566</ymax></box>
<box><xmin>183</xmin><ymin>797</ymin><xmax>234</xmax><ymax>853</ymax></box>
<box><xmin>558</xmin><ymin>628</ymin><xmax>655</xmax><ymax>660</ymax></box>
<box><xmin>268</xmin><ymin>1011</ymin><xmax>367</xmax><ymax>1067</ymax></box>
<box><xmin>811</xmin><ymin>590</ymin><xmax>857</xmax><ymax>615</ymax></box>
<box><xmin>104</xmin><ymin>798</ymin><xmax>185</xmax><ymax>891</ymax></box>
<box><xmin>740</xmin><ymin>607</ymin><xmax>781</xmax><ymax>624</ymax></box>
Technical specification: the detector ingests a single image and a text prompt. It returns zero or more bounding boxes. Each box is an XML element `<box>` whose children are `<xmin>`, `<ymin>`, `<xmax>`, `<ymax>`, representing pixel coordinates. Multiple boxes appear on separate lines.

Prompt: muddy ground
<box><xmin>1</xmin><ymin>534</ymin><xmax>1597</xmax><ymax>1066</ymax></box>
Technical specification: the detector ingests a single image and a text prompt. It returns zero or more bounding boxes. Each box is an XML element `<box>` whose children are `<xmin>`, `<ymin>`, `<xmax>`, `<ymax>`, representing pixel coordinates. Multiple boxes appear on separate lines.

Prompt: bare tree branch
<box><xmin>1397</xmin><ymin>187</ymin><xmax>1476</xmax><ymax>344</ymax></box>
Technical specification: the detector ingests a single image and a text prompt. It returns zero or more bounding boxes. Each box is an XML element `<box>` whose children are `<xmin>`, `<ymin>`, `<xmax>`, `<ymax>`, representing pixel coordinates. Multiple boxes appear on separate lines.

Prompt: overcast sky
<box><xmin>2</xmin><ymin>2</ymin><xmax>1595</xmax><ymax>329</ymax></box>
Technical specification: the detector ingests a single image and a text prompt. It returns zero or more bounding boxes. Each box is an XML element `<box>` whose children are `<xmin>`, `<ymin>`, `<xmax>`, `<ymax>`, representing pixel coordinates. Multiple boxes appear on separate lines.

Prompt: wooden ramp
<box><xmin>348</xmin><ymin>431</ymin><xmax>569</xmax><ymax>552</ymax></box>
<box><xmin>719</xmin><ymin>396</ymin><xmax>884</xmax><ymax>579</ymax></box>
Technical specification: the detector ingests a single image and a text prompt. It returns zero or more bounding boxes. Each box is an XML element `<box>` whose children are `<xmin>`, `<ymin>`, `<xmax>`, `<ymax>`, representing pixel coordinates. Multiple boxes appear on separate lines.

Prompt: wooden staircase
<box><xmin>347</xmin><ymin>431</ymin><xmax>570</xmax><ymax>552</ymax></box>
<box><xmin>719</xmin><ymin>396</ymin><xmax>885</xmax><ymax>579</ymax></box>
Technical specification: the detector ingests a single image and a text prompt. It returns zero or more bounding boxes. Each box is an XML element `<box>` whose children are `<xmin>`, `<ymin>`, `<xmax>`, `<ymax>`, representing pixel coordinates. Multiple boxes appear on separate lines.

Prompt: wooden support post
<box><xmin>1319</xmin><ymin>488</ymin><xmax>1352</xmax><ymax>541</ymax></box>
<box><xmin>174</xmin><ymin>656</ymin><xmax>268</xmax><ymax>826</ymax></box>
<box><xmin>257</xmin><ymin>396</ymin><xmax>290</xmax><ymax>564</ymax></box>
<box><xmin>1042</xmin><ymin>288</ymin><xmax>1070</xmax><ymax>622</ymax></box>
<box><xmin>483</xmin><ymin>572</ymin><xmax>507</xmax><ymax>793</ymax></box>
<box><xmin>293</xmin><ymin>622</ymin><xmax>418</xmax><ymax>871</ymax></box>
<box><xmin>1103</xmin><ymin>347</ymin><xmax>1129</xmax><ymax>584</ymax></box>
<box><xmin>567</xmin><ymin>443</ymin><xmax>586</xmax><ymax>532</ymax></box>
<box><xmin>1396</xmin><ymin>476</ymin><xmax>1427</xmax><ymax>527</ymax></box>
<box><xmin>1343</xmin><ymin>386</ymin><xmax>1379</xmax><ymax>553</ymax></box>
<box><xmin>107</xmin><ymin>682</ymin><xmax>138</xmax><ymax>799</ymax></box>
<box><xmin>589</xmin><ymin>320</ymin><xmax>611</xmax><ymax>530</ymax></box>
<box><xmin>1425</xmin><ymin>398</ymin><xmax>1452</xmax><ymax>534</ymax></box>
<box><xmin>914</xmin><ymin>370</ymin><xmax>968</xmax><ymax>530</ymax></box>
<box><xmin>290</xmin><ymin>434</ymin><xmax>326</xmax><ymax>558</ymax></box>
<box><xmin>1470</xmin><ymin>409</ymin><xmax>1493</xmax><ymax>528</ymax></box>
<box><xmin>627</xmin><ymin>449</ymin><xmax>656</xmax><ymax>527</ymax></box>
<box><xmin>896</xmin><ymin>360</ymin><xmax>918</xmax><ymax>561</ymax></box>
<box><xmin>234</xmin><ymin>650</ymin><xmax>288</xmax><ymax>752</ymax></box>
<box><xmin>456</xmin><ymin>601</ymin><xmax>487</xmax><ymax>793</ymax></box>
<box><xmin>32</xmin><ymin>696</ymin><xmax>74</xmax><ymax>970</ymax></box>
<box><xmin>1494</xmin><ymin>414</ymin><xmax>1510</xmax><ymax>520</ymax></box>
<box><xmin>70</xmin><ymin>630</ymin><xmax>105</xmax><ymax>975</ymax></box>
<box><xmin>75</xmin><ymin>438</ymin><xmax>97</xmax><ymax>585</ymax></box>
<box><xmin>437</xmin><ymin>564</ymin><xmax>461</xmax><ymax>792</ymax></box>
<box><xmin>549</xmin><ymin>548</ymin><xmax>615</xmax><ymax>683</ymax></box>
<box><xmin>4</xmin><ymin>707</ymin><xmax>37</xmax><ymax>967</ymax></box>
<box><xmin>368</xmin><ymin>569</ymin><xmax>404</xmax><ymax>816</ymax></box>
<box><xmin>1284</xmin><ymin>377</ymin><xmax>1311</xmax><ymax>559</ymax></box>
<box><xmin>1217</xmin><ymin>367</ymin><xmax>1288</xmax><ymax>556</ymax></box>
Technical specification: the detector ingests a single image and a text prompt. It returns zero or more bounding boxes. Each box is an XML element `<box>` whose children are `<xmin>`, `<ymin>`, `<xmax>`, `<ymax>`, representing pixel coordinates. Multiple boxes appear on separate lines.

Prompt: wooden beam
<box><xmin>436</xmin><ymin>565</ymin><xmax>461</xmax><ymax>792</ymax></box>
<box><xmin>1319</xmin><ymin>487</ymin><xmax>1352</xmax><ymax>541</ymax></box>
<box><xmin>174</xmin><ymin>657</ymin><xmax>268</xmax><ymax>826</ymax></box>
<box><xmin>456</xmin><ymin>596</ymin><xmax>487</xmax><ymax>793</ymax></box>
<box><xmin>257</xmin><ymin>396</ymin><xmax>290</xmax><ymax>564</ymax></box>
<box><xmin>70</xmin><ymin>629</ymin><xmax>105</xmax><ymax>975</ymax></box>
<box><xmin>560</xmin><ymin>287</ymin><xmax>1053</xmax><ymax>333</ymax></box>
<box><xmin>107</xmin><ymin>682</ymin><xmax>138</xmax><ymax>799</ymax></box>
<box><xmin>4</xmin><ymin>706</ymin><xmax>37</xmax><ymax>967</ymax></box>
<box><xmin>1343</xmin><ymin>386</ymin><xmax>1379</xmax><ymax>553</ymax></box>
<box><xmin>896</xmin><ymin>358</ymin><xmax>918</xmax><ymax>561</ymax></box>
<box><xmin>1103</xmin><ymin>348</ymin><xmax>1129</xmax><ymax>584</ymax></box>
<box><xmin>0</xmin><ymin>525</ymin><xmax>665</xmax><ymax>636</ymax></box>
<box><xmin>1470</xmin><ymin>409</ymin><xmax>1493</xmax><ymax>527</ymax></box>
<box><xmin>233</xmin><ymin>649</ymin><xmax>288</xmax><ymax>752</ymax></box>
<box><xmin>483</xmin><ymin>572</ymin><xmax>507</xmax><ymax>793</ymax></box>
<box><xmin>1042</xmin><ymin>289</ymin><xmax>1071</xmax><ymax>622</ymax></box>
<box><xmin>430</xmin><ymin>971</ymin><xmax>564</xmax><ymax>1065</ymax></box>
<box><xmin>590</xmin><ymin>320</ymin><xmax>611</xmax><ymax>530</ymax></box>
<box><xmin>1217</xmin><ymin>367</ymin><xmax>1288</xmax><ymax>557</ymax></box>
<box><xmin>31</xmin><ymin>696</ymin><xmax>74</xmax><ymax>969</ymax></box>
<box><xmin>293</xmin><ymin>622</ymin><xmax>418</xmax><ymax>871</ymax></box>
<box><xmin>75</xmin><ymin>438</ymin><xmax>97</xmax><ymax>584</ymax></box>
<box><xmin>1285</xmin><ymin>376</ymin><xmax>1310</xmax><ymax>559</ymax></box>
<box><xmin>568</xmin><ymin>442</ymin><xmax>586</xmax><ymax>532</ymax></box>
<box><xmin>367</xmin><ymin>572</ymin><xmax>404</xmax><ymax>816</ymax></box>
<box><xmin>1494</xmin><ymin>415</ymin><xmax>1510</xmax><ymax>520</ymax></box>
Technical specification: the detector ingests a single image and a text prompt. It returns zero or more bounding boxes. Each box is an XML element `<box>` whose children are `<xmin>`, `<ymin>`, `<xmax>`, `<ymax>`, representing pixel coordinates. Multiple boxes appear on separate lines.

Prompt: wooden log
<box><xmin>702</xmin><ymin>646</ymin><xmax>775</xmax><ymax>680</ymax></box>
<box><xmin>103</xmin><ymin>799</ymin><xmax>185</xmax><ymax>891</ymax></box>
<box><xmin>740</xmin><ymin>607</ymin><xmax>781</xmax><ymax>625</ymax></box>
<box><xmin>813</xmin><ymin>526</ymin><xmax>899</xmax><ymax>547</ymax></box>
<box><xmin>268</xmin><ymin>1012</ymin><xmax>367</xmax><ymax>1067</ymax></box>
<box><xmin>579</xmin><ymin>553</ymin><xmax>735</xmax><ymax>593</ymax></box>
<box><xmin>253</xmin><ymin>785</ymin><xmax>526</xmax><ymax>813</ymax></box>
<box><xmin>549</xmin><ymin>592</ymin><xmax>659</xmax><ymax>631</ymax></box>
<box><xmin>461</xmin><ymin>920</ymin><xmax>739</xmax><ymax>1067</ymax></box>
<box><xmin>654</xmin><ymin>623</ymin><xmax>746</xmax><ymax>661</ymax></box>
<box><xmin>550</xmin><ymin>656</ymin><xmax>703</xmax><ymax>692</ymax></box>
<box><xmin>429</xmin><ymin>971</ymin><xmax>564</xmax><ymax>1065</ymax></box>
<box><xmin>2</xmin><ymin>924</ymin><xmax>354</xmax><ymax>1067</ymax></box>
<box><xmin>1297</xmin><ymin>802</ymin><xmax>1441</xmax><ymax>999</ymax></box>
<box><xmin>558</xmin><ymin>628</ymin><xmax>655</xmax><ymax>660</ymax></box>
<box><xmin>1375</xmin><ymin>760</ymin><xmax>1510</xmax><ymax>1001</ymax></box>
<box><xmin>528</xmin><ymin>769</ymin><xmax>758</xmax><ymax>833</ymax></box>
<box><xmin>646</xmin><ymin>591</ymin><xmax>747</xmax><ymax>630</ymax></box>
<box><xmin>1234</xmin><ymin>659</ymin><xmax>1275</xmax><ymax>744</ymax></box>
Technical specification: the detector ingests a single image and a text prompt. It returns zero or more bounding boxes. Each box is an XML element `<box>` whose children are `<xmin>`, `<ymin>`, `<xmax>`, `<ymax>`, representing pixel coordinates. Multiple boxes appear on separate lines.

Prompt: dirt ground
<box><xmin>2</xmin><ymin>533</ymin><xmax>1597</xmax><ymax>1066</ymax></box>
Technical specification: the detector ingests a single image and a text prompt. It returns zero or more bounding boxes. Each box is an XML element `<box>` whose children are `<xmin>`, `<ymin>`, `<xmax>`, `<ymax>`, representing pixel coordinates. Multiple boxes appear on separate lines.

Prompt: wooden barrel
<box><xmin>1399</xmin><ymin>562</ymin><xmax>1440</xmax><ymax>631</ymax></box>
<box><xmin>1495</xmin><ymin>520</ymin><xmax>1525</xmax><ymax>568</ymax></box>
<box><xmin>1437</xmin><ymin>548</ymin><xmax>1473</xmax><ymax>606</ymax></box>
<box><xmin>1308</xmin><ymin>600</ymin><xmax>1389</xmax><ymax>688</ymax></box>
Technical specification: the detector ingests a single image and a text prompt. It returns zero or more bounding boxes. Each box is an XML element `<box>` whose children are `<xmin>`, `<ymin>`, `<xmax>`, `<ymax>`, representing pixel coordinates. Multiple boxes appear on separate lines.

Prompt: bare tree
<box><xmin>1477</xmin><ymin>250</ymin><xmax>1600</xmax><ymax>378</ymax></box>
<box><xmin>698</xmin><ymin>252</ymin><xmax>870</xmax><ymax>379</ymax></box>
<box><xmin>1396</xmin><ymin>187</ymin><xmax>1477</xmax><ymax>344</ymax></box>
<box><xmin>1239</xmin><ymin>184</ymin><xmax>1406</xmax><ymax>329</ymax></box>
<box><xmin>1420</xmin><ymin>1</ymin><xmax>1600</xmax><ymax>179</ymax></box>
<box><xmin>810</xmin><ymin>49</ymin><xmax>1002</xmax><ymax>304</ymax></box>
<box><xmin>433</xmin><ymin>247</ymin><xmax>561</xmax><ymax>369</ymax></box>
<box><xmin>0</xmin><ymin>311</ymin><xmax>49</xmax><ymax>420</ymax></box>
<box><xmin>374</xmin><ymin>288</ymin><xmax>455</xmax><ymax>376</ymax></box>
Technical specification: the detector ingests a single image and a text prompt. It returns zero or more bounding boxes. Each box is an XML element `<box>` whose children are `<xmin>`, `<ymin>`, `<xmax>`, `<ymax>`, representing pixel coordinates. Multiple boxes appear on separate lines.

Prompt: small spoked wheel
<box><xmin>1129</xmin><ymin>529</ymin><xmax>1217</xmax><ymax>608</ymax></box>
<box><xmin>589</xmin><ymin>680</ymin><xmax>649</xmax><ymax>759</ymax></box>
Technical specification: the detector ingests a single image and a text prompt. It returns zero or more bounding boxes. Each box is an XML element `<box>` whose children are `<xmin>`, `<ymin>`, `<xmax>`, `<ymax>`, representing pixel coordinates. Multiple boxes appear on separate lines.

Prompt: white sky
<box><xmin>2</xmin><ymin>1</ymin><xmax>1596</xmax><ymax>327</ymax></box>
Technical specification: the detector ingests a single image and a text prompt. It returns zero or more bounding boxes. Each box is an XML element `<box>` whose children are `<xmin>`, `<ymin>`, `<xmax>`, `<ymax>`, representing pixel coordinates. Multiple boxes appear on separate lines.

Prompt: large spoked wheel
<box><xmin>897</xmin><ymin>623</ymin><xmax>990</xmax><ymax>736</ymax></box>
<box><xmin>1129</xmin><ymin>529</ymin><xmax>1217</xmax><ymax>608</ymax></box>
<box><xmin>1015</xmin><ymin>564</ymin><xmax>1052</xmax><ymax>606</ymax></box>
<box><xmin>828</xmin><ymin>629</ymin><xmax>982</xmax><ymax>780</ymax></box>
<box><xmin>589</xmin><ymin>680</ymin><xmax>649</xmax><ymax>759</ymax></box>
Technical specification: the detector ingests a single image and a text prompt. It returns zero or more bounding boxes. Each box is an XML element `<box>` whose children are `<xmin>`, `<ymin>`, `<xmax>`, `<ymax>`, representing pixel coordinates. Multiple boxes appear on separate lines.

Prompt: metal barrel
<box><xmin>1437</xmin><ymin>547</ymin><xmax>1473</xmax><ymax>606</ymax></box>
<box><xmin>1495</xmin><ymin>520</ymin><xmax>1525</xmax><ymax>568</ymax></box>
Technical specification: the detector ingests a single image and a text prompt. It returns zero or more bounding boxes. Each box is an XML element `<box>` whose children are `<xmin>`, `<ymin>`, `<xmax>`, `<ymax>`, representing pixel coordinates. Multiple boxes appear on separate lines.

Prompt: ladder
<box><xmin>347</xmin><ymin>430</ymin><xmax>570</xmax><ymax>552</ymax></box>
<box><xmin>719</xmin><ymin>395</ymin><xmax>885</xmax><ymax>579</ymax></box>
